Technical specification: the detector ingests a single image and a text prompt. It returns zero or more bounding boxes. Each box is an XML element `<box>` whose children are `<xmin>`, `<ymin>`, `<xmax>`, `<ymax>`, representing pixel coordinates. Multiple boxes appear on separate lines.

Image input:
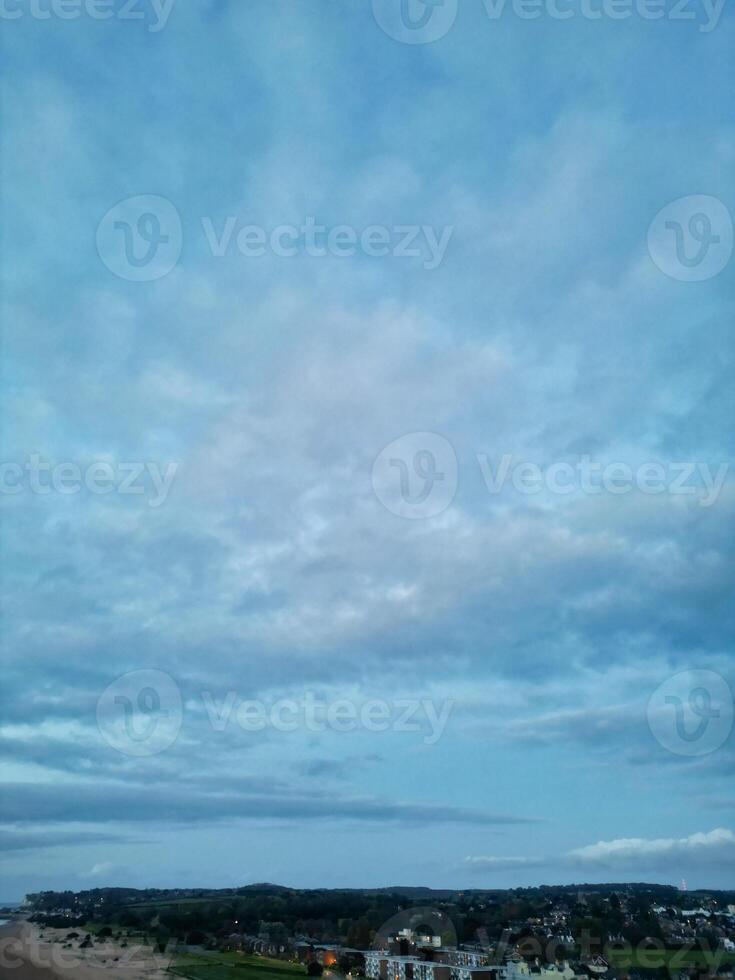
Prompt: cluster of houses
<box><xmin>650</xmin><ymin>904</ymin><xmax>735</xmax><ymax>952</ymax></box>
<box><xmin>223</xmin><ymin>895</ymin><xmax>735</xmax><ymax>977</ymax></box>
<box><xmin>224</xmin><ymin>934</ymin><xmax>364</xmax><ymax>966</ymax></box>
<box><xmin>362</xmin><ymin>928</ymin><xmax>597</xmax><ymax>980</ymax></box>
<box><xmin>288</xmin><ymin>912</ymin><xmax>735</xmax><ymax>980</ymax></box>
<box><xmin>26</xmin><ymin>890</ymin><xmax>735</xmax><ymax>976</ymax></box>
<box><xmin>224</xmin><ymin>934</ymin><xmax>295</xmax><ymax>957</ymax></box>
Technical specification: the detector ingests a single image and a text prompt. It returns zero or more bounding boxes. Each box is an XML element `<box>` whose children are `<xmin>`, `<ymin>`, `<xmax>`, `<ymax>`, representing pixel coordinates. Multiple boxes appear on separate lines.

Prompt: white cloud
<box><xmin>568</xmin><ymin>829</ymin><xmax>735</xmax><ymax>869</ymax></box>
<box><xmin>464</xmin><ymin>829</ymin><xmax>735</xmax><ymax>877</ymax></box>
<box><xmin>83</xmin><ymin>862</ymin><xmax>116</xmax><ymax>878</ymax></box>
<box><xmin>464</xmin><ymin>855</ymin><xmax>545</xmax><ymax>872</ymax></box>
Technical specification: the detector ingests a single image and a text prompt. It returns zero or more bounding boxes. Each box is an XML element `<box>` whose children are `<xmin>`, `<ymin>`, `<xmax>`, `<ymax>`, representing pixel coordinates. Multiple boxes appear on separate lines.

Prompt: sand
<box><xmin>0</xmin><ymin>921</ymin><xmax>173</xmax><ymax>980</ymax></box>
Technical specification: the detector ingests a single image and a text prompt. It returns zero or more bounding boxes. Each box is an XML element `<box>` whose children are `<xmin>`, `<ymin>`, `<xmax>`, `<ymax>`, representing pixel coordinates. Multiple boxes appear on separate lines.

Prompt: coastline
<box><xmin>0</xmin><ymin>921</ymin><xmax>171</xmax><ymax>980</ymax></box>
<box><xmin>0</xmin><ymin>921</ymin><xmax>61</xmax><ymax>980</ymax></box>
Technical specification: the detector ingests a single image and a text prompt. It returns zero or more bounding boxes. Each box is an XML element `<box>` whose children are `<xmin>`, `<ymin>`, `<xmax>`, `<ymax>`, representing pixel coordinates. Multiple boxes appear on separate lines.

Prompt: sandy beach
<box><xmin>0</xmin><ymin>921</ymin><xmax>172</xmax><ymax>980</ymax></box>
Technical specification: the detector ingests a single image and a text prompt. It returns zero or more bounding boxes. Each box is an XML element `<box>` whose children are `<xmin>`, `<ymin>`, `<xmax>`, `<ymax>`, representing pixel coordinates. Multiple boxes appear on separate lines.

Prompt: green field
<box><xmin>606</xmin><ymin>947</ymin><xmax>735</xmax><ymax>971</ymax></box>
<box><xmin>169</xmin><ymin>950</ymin><xmax>307</xmax><ymax>980</ymax></box>
<box><xmin>121</xmin><ymin>898</ymin><xmax>224</xmax><ymax>911</ymax></box>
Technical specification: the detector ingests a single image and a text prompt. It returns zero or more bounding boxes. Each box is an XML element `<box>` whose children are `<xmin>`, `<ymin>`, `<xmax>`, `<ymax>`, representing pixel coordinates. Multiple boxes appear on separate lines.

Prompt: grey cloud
<box><xmin>0</xmin><ymin>782</ymin><xmax>538</xmax><ymax>828</ymax></box>
<box><xmin>2</xmin><ymin>11</ymin><xmax>733</xmax><ymax>891</ymax></box>
<box><xmin>0</xmin><ymin>830</ymin><xmax>144</xmax><ymax>853</ymax></box>
<box><xmin>463</xmin><ymin>829</ymin><xmax>735</xmax><ymax>879</ymax></box>
<box><xmin>567</xmin><ymin>828</ymin><xmax>735</xmax><ymax>871</ymax></box>
<box><xmin>292</xmin><ymin>754</ymin><xmax>383</xmax><ymax>780</ymax></box>
<box><xmin>463</xmin><ymin>856</ymin><xmax>547</xmax><ymax>873</ymax></box>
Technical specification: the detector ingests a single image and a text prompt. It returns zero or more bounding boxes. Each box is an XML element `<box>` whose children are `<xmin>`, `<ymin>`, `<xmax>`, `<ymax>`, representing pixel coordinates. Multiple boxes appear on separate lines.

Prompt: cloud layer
<box><xmin>1</xmin><ymin>0</ymin><xmax>733</xmax><ymax>897</ymax></box>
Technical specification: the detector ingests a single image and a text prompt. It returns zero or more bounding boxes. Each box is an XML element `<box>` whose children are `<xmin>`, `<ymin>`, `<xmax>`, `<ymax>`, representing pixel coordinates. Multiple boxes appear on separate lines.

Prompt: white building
<box><xmin>365</xmin><ymin>952</ymin><xmax>580</xmax><ymax>980</ymax></box>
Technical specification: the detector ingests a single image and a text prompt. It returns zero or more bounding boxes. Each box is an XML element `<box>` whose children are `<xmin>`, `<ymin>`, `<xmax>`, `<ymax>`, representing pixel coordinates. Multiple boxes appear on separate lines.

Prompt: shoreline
<box><xmin>0</xmin><ymin>921</ymin><xmax>171</xmax><ymax>980</ymax></box>
<box><xmin>0</xmin><ymin>922</ymin><xmax>62</xmax><ymax>980</ymax></box>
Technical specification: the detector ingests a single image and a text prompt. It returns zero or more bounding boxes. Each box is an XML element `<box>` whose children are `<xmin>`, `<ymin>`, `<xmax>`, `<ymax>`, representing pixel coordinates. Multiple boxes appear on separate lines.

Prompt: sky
<box><xmin>1</xmin><ymin>0</ymin><xmax>734</xmax><ymax>903</ymax></box>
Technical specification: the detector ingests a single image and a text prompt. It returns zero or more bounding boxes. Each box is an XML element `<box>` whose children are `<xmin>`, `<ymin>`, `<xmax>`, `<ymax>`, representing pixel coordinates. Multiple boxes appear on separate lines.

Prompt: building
<box><xmin>365</xmin><ymin>948</ymin><xmax>581</xmax><ymax>980</ymax></box>
<box><xmin>365</xmin><ymin>952</ymin><xmax>493</xmax><ymax>980</ymax></box>
<box><xmin>296</xmin><ymin>942</ymin><xmax>364</xmax><ymax>970</ymax></box>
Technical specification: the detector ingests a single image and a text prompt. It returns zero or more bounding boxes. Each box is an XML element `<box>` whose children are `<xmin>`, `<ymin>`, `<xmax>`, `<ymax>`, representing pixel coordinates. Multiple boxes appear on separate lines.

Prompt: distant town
<box><xmin>15</xmin><ymin>882</ymin><xmax>735</xmax><ymax>980</ymax></box>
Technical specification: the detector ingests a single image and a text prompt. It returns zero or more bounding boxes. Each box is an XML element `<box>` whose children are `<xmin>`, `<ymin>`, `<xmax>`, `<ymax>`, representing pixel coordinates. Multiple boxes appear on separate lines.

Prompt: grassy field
<box><xmin>120</xmin><ymin>899</ymin><xmax>224</xmax><ymax>912</ymax></box>
<box><xmin>79</xmin><ymin>923</ymin><xmax>153</xmax><ymax>943</ymax></box>
<box><xmin>606</xmin><ymin>947</ymin><xmax>735</xmax><ymax>971</ymax></box>
<box><xmin>169</xmin><ymin>950</ymin><xmax>307</xmax><ymax>980</ymax></box>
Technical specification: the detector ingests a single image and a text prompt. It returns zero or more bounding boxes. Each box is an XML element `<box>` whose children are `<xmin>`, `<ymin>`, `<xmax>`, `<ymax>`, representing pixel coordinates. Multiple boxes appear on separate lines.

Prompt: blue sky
<box><xmin>1</xmin><ymin>0</ymin><xmax>734</xmax><ymax>901</ymax></box>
